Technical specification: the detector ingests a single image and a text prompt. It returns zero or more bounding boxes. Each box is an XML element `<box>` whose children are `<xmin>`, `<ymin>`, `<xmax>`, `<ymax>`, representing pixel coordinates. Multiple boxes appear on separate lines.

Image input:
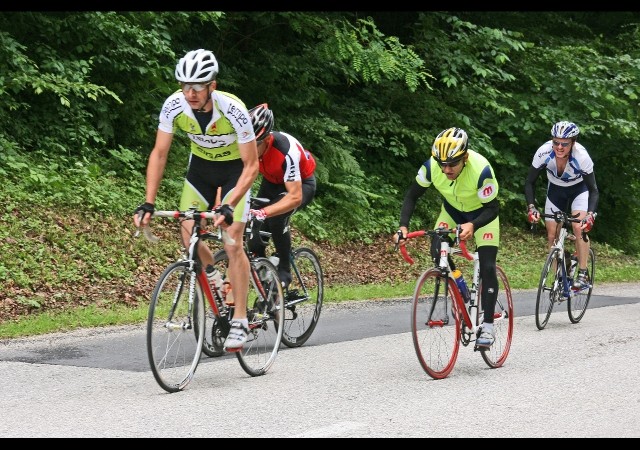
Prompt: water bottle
<box><xmin>452</xmin><ymin>269</ymin><xmax>470</xmax><ymax>303</ymax></box>
<box><xmin>206</xmin><ymin>265</ymin><xmax>224</xmax><ymax>299</ymax></box>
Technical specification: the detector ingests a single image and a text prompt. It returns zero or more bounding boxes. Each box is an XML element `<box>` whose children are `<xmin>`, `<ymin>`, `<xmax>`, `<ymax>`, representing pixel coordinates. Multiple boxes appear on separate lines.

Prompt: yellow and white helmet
<box><xmin>431</xmin><ymin>127</ymin><xmax>468</xmax><ymax>164</ymax></box>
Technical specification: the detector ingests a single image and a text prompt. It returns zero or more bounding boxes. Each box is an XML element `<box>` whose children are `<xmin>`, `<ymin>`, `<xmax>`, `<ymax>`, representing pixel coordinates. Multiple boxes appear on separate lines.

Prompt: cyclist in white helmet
<box><xmin>524</xmin><ymin>121</ymin><xmax>599</xmax><ymax>290</ymax></box>
<box><xmin>133</xmin><ymin>49</ymin><xmax>259</xmax><ymax>351</ymax></box>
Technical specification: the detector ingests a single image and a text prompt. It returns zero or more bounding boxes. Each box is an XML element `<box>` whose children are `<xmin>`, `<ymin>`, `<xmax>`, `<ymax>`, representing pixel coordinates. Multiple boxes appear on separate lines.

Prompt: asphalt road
<box><xmin>1</xmin><ymin>282</ymin><xmax>639</xmax><ymax>438</ymax></box>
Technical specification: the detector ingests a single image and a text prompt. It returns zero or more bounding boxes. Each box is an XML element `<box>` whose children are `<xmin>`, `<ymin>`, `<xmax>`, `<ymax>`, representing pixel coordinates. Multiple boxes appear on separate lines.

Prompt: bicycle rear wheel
<box><xmin>568</xmin><ymin>247</ymin><xmax>595</xmax><ymax>323</ymax></box>
<box><xmin>411</xmin><ymin>269</ymin><xmax>461</xmax><ymax>379</ymax></box>
<box><xmin>535</xmin><ymin>248</ymin><xmax>562</xmax><ymax>330</ymax></box>
<box><xmin>147</xmin><ymin>261</ymin><xmax>205</xmax><ymax>393</ymax></box>
<box><xmin>236</xmin><ymin>257</ymin><xmax>284</xmax><ymax>376</ymax></box>
<box><xmin>281</xmin><ymin>247</ymin><xmax>324</xmax><ymax>348</ymax></box>
<box><xmin>478</xmin><ymin>265</ymin><xmax>514</xmax><ymax>368</ymax></box>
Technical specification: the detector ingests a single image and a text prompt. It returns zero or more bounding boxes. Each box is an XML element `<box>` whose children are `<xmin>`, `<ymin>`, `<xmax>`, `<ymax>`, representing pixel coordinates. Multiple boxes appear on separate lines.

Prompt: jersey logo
<box><xmin>482</xmin><ymin>232</ymin><xmax>494</xmax><ymax>240</ymax></box>
<box><xmin>478</xmin><ymin>183</ymin><xmax>496</xmax><ymax>199</ymax></box>
<box><xmin>437</xmin><ymin>221</ymin><xmax>450</xmax><ymax>229</ymax></box>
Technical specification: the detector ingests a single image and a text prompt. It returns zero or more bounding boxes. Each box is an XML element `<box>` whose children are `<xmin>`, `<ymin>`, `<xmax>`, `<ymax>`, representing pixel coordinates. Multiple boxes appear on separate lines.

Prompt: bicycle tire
<box><xmin>568</xmin><ymin>247</ymin><xmax>595</xmax><ymax>323</ymax></box>
<box><xmin>411</xmin><ymin>268</ymin><xmax>461</xmax><ymax>379</ymax></box>
<box><xmin>281</xmin><ymin>247</ymin><xmax>324</xmax><ymax>348</ymax></box>
<box><xmin>147</xmin><ymin>261</ymin><xmax>205</xmax><ymax>393</ymax></box>
<box><xmin>236</xmin><ymin>257</ymin><xmax>284</xmax><ymax>376</ymax></box>
<box><xmin>478</xmin><ymin>265</ymin><xmax>514</xmax><ymax>368</ymax></box>
<box><xmin>535</xmin><ymin>248</ymin><xmax>562</xmax><ymax>330</ymax></box>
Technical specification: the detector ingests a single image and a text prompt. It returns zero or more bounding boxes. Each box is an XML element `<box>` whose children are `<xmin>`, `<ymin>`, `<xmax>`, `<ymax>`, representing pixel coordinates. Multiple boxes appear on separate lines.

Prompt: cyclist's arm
<box><xmin>524</xmin><ymin>165</ymin><xmax>543</xmax><ymax>207</ymax></box>
<box><xmin>139</xmin><ymin>129</ymin><xmax>174</xmax><ymax>222</ymax></box>
<box><xmin>224</xmin><ymin>140</ymin><xmax>259</xmax><ymax>209</ymax></box>
<box><xmin>263</xmin><ymin>180</ymin><xmax>302</xmax><ymax>218</ymax></box>
<box><xmin>470</xmin><ymin>198</ymin><xmax>499</xmax><ymax>230</ymax></box>
<box><xmin>399</xmin><ymin>180</ymin><xmax>428</xmax><ymax>229</ymax></box>
<box><xmin>583</xmin><ymin>171</ymin><xmax>599</xmax><ymax>214</ymax></box>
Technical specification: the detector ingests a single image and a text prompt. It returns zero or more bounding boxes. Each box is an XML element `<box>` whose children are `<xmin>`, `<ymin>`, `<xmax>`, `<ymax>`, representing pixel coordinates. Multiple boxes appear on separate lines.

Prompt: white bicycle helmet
<box><xmin>551</xmin><ymin>121</ymin><xmax>580</xmax><ymax>139</ymax></box>
<box><xmin>175</xmin><ymin>49</ymin><xmax>218</xmax><ymax>83</ymax></box>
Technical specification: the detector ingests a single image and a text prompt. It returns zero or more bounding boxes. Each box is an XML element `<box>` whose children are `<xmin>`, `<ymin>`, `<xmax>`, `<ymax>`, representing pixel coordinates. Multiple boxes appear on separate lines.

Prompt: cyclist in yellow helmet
<box><xmin>394</xmin><ymin>127</ymin><xmax>500</xmax><ymax>347</ymax></box>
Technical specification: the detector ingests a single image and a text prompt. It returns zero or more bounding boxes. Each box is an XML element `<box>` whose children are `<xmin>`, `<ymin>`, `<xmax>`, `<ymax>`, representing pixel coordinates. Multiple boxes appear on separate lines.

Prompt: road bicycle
<box><xmin>398</xmin><ymin>226</ymin><xmax>513</xmax><ymax>379</ymax></box>
<box><xmin>137</xmin><ymin>207</ymin><xmax>284</xmax><ymax>393</ymax></box>
<box><xmin>534</xmin><ymin>210</ymin><xmax>596</xmax><ymax>330</ymax></box>
<box><xmin>210</xmin><ymin>197</ymin><xmax>324</xmax><ymax>349</ymax></box>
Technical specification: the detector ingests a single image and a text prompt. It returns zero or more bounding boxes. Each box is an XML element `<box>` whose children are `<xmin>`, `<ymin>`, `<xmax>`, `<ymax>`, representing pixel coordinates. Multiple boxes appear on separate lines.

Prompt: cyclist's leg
<box><xmin>473</xmin><ymin>218</ymin><xmax>500</xmax><ymax>347</ymax></box>
<box><xmin>220</xmin><ymin>187</ymin><xmax>251</xmax><ymax>347</ymax></box>
<box><xmin>178</xmin><ymin>165</ymin><xmax>220</xmax><ymax>268</ymax></box>
<box><xmin>570</xmin><ymin>189</ymin><xmax>590</xmax><ymax>285</ymax></box>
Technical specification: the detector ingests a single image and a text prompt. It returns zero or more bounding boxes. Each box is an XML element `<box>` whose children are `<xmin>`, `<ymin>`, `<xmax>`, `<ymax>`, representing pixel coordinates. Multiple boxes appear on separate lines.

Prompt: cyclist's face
<box><xmin>438</xmin><ymin>155</ymin><xmax>466</xmax><ymax>180</ymax></box>
<box><xmin>181</xmin><ymin>81</ymin><xmax>214</xmax><ymax>111</ymax></box>
<box><xmin>552</xmin><ymin>138</ymin><xmax>573</xmax><ymax>158</ymax></box>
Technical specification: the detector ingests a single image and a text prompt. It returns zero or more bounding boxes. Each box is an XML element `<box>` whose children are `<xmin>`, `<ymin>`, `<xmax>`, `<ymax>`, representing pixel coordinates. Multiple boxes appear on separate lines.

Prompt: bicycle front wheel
<box><xmin>478</xmin><ymin>265</ymin><xmax>514</xmax><ymax>368</ymax></box>
<box><xmin>147</xmin><ymin>261</ymin><xmax>205</xmax><ymax>393</ymax></box>
<box><xmin>411</xmin><ymin>269</ymin><xmax>461</xmax><ymax>380</ymax></box>
<box><xmin>535</xmin><ymin>248</ymin><xmax>562</xmax><ymax>330</ymax></box>
<box><xmin>236</xmin><ymin>257</ymin><xmax>285</xmax><ymax>376</ymax></box>
<box><xmin>568</xmin><ymin>247</ymin><xmax>595</xmax><ymax>323</ymax></box>
<box><xmin>281</xmin><ymin>247</ymin><xmax>324</xmax><ymax>348</ymax></box>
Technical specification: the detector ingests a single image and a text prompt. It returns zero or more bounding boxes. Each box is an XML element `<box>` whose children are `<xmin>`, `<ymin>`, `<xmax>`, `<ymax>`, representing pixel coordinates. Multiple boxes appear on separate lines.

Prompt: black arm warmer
<box><xmin>470</xmin><ymin>198</ymin><xmax>499</xmax><ymax>230</ymax></box>
<box><xmin>399</xmin><ymin>181</ymin><xmax>427</xmax><ymax>228</ymax></box>
<box><xmin>524</xmin><ymin>165</ymin><xmax>544</xmax><ymax>206</ymax></box>
<box><xmin>583</xmin><ymin>171</ymin><xmax>599</xmax><ymax>213</ymax></box>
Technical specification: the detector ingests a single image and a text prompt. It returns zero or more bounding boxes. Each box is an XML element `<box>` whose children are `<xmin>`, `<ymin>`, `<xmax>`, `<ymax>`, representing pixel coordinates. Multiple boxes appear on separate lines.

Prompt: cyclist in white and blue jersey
<box><xmin>525</xmin><ymin>121</ymin><xmax>599</xmax><ymax>290</ymax></box>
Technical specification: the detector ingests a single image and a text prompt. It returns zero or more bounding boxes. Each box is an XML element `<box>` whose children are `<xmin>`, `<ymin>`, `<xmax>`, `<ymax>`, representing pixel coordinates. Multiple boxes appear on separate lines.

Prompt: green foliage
<box><xmin>0</xmin><ymin>11</ymin><xmax>638</xmax><ymax>251</ymax></box>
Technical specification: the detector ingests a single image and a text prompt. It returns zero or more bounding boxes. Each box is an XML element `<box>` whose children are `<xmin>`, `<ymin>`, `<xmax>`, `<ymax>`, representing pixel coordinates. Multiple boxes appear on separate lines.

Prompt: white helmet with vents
<box><xmin>175</xmin><ymin>49</ymin><xmax>218</xmax><ymax>83</ymax></box>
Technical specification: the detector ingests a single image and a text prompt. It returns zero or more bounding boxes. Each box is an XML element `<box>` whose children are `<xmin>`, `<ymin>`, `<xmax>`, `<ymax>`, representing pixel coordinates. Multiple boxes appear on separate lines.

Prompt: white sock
<box><xmin>234</xmin><ymin>318</ymin><xmax>248</xmax><ymax>328</ymax></box>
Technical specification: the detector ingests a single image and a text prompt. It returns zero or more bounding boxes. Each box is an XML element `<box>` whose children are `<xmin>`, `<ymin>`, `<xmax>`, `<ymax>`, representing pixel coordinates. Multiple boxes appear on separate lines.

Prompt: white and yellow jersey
<box><xmin>158</xmin><ymin>89</ymin><xmax>255</xmax><ymax>161</ymax></box>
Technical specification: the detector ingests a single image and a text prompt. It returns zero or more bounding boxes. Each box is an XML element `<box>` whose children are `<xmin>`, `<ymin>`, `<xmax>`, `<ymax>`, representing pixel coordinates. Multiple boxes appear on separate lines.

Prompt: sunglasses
<box><xmin>437</xmin><ymin>159</ymin><xmax>463</xmax><ymax>169</ymax></box>
<box><xmin>552</xmin><ymin>140</ymin><xmax>571</xmax><ymax>148</ymax></box>
<box><xmin>180</xmin><ymin>82</ymin><xmax>210</xmax><ymax>93</ymax></box>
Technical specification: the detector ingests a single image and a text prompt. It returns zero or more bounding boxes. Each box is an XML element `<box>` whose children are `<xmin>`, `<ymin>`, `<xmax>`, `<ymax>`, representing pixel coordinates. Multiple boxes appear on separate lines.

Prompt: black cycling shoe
<box><xmin>278</xmin><ymin>268</ymin><xmax>292</xmax><ymax>289</ymax></box>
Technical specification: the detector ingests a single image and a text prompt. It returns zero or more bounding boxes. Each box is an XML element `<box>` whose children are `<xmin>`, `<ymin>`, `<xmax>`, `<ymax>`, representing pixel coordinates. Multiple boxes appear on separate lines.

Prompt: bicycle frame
<box><xmin>401</xmin><ymin>228</ymin><xmax>480</xmax><ymax>335</ymax></box>
<box><xmin>541</xmin><ymin>210</ymin><xmax>590</xmax><ymax>299</ymax></box>
<box><xmin>141</xmin><ymin>207</ymin><xmax>285</xmax><ymax>392</ymax></box>
<box><xmin>535</xmin><ymin>210</ymin><xmax>595</xmax><ymax>330</ymax></box>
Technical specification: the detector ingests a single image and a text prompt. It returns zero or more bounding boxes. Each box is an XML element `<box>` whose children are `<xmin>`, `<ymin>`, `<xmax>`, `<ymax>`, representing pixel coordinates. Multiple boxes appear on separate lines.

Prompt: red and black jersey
<box><xmin>259</xmin><ymin>131</ymin><xmax>316</xmax><ymax>184</ymax></box>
